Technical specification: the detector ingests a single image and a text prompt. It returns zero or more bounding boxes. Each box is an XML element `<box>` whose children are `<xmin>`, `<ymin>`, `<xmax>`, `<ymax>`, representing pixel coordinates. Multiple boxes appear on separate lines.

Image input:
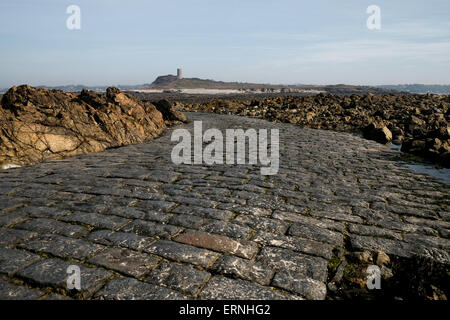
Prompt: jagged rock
<box><xmin>402</xmin><ymin>137</ymin><xmax>450</xmax><ymax>166</ymax></box>
<box><xmin>362</xmin><ymin>122</ymin><xmax>392</xmax><ymax>144</ymax></box>
<box><xmin>0</xmin><ymin>85</ymin><xmax>183</xmax><ymax>167</ymax></box>
<box><xmin>376</xmin><ymin>251</ymin><xmax>390</xmax><ymax>266</ymax></box>
<box><xmin>391</xmin><ymin>127</ymin><xmax>404</xmax><ymax>144</ymax></box>
<box><xmin>349</xmin><ymin>251</ymin><xmax>373</xmax><ymax>264</ymax></box>
<box><xmin>154</xmin><ymin>99</ymin><xmax>187</xmax><ymax>124</ymax></box>
<box><xmin>381</xmin><ymin>266</ymin><xmax>394</xmax><ymax>280</ymax></box>
<box><xmin>409</xmin><ymin>115</ymin><xmax>425</xmax><ymax>126</ymax></box>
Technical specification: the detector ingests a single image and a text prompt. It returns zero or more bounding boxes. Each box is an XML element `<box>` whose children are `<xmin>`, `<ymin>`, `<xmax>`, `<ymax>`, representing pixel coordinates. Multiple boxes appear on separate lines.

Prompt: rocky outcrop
<box><xmin>363</xmin><ymin>122</ymin><xmax>392</xmax><ymax>144</ymax></box>
<box><xmin>0</xmin><ymin>85</ymin><xmax>184</xmax><ymax>167</ymax></box>
<box><xmin>181</xmin><ymin>93</ymin><xmax>450</xmax><ymax>167</ymax></box>
<box><xmin>400</xmin><ymin>113</ymin><xmax>449</xmax><ymax>164</ymax></box>
<box><xmin>153</xmin><ymin>99</ymin><xmax>187</xmax><ymax>124</ymax></box>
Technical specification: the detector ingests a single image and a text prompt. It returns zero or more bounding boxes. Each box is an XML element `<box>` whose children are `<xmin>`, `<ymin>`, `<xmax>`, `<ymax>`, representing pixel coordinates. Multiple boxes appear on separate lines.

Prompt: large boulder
<box><xmin>402</xmin><ymin>137</ymin><xmax>450</xmax><ymax>167</ymax></box>
<box><xmin>0</xmin><ymin>85</ymin><xmax>183</xmax><ymax>167</ymax></box>
<box><xmin>362</xmin><ymin>122</ymin><xmax>392</xmax><ymax>144</ymax></box>
<box><xmin>153</xmin><ymin>99</ymin><xmax>187</xmax><ymax>124</ymax></box>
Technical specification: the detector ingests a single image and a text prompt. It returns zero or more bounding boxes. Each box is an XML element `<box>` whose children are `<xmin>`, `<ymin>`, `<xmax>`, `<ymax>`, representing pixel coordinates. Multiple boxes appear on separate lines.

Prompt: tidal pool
<box><xmin>388</xmin><ymin>143</ymin><xmax>449</xmax><ymax>185</ymax></box>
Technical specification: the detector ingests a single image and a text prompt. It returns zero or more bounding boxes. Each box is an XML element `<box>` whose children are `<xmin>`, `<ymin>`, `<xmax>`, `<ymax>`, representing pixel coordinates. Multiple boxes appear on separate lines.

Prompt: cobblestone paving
<box><xmin>0</xmin><ymin>112</ymin><xmax>449</xmax><ymax>300</ymax></box>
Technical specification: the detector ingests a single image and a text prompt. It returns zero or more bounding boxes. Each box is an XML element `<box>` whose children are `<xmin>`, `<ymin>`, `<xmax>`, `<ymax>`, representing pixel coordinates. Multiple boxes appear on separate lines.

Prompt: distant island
<box><xmin>141</xmin><ymin>72</ymin><xmax>397</xmax><ymax>95</ymax></box>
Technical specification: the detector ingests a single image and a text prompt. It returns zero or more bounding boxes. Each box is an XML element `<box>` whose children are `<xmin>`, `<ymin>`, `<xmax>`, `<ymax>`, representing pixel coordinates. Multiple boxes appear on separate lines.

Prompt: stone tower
<box><xmin>177</xmin><ymin>68</ymin><xmax>183</xmax><ymax>80</ymax></box>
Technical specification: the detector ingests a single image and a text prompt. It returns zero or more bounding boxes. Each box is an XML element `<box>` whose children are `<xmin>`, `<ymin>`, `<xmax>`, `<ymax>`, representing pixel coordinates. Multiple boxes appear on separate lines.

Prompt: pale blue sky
<box><xmin>0</xmin><ymin>0</ymin><xmax>449</xmax><ymax>87</ymax></box>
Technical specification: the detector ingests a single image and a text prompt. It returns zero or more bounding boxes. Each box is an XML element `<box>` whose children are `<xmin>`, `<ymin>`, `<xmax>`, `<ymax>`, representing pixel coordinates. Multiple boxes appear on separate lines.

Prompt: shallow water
<box><xmin>388</xmin><ymin>143</ymin><xmax>449</xmax><ymax>185</ymax></box>
<box><xmin>403</xmin><ymin>163</ymin><xmax>450</xmax><ymax>185</ymax></box>
<box><xmin>389</xmin><ymin>143</ymin><xmax>402</xmax><ymax>151</ymax></box>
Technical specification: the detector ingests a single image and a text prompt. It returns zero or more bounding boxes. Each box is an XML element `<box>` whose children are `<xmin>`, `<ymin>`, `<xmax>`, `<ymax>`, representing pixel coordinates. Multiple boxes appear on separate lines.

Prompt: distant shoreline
<box><xmin>131</xmin><ymin>88</ymin><xmax>326</xmax><ymax>95</ymax></box>
<box><xmin>2</xmin><ymin>83</ymin><xmax>450</xmax><ymax>95</ymax></box>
